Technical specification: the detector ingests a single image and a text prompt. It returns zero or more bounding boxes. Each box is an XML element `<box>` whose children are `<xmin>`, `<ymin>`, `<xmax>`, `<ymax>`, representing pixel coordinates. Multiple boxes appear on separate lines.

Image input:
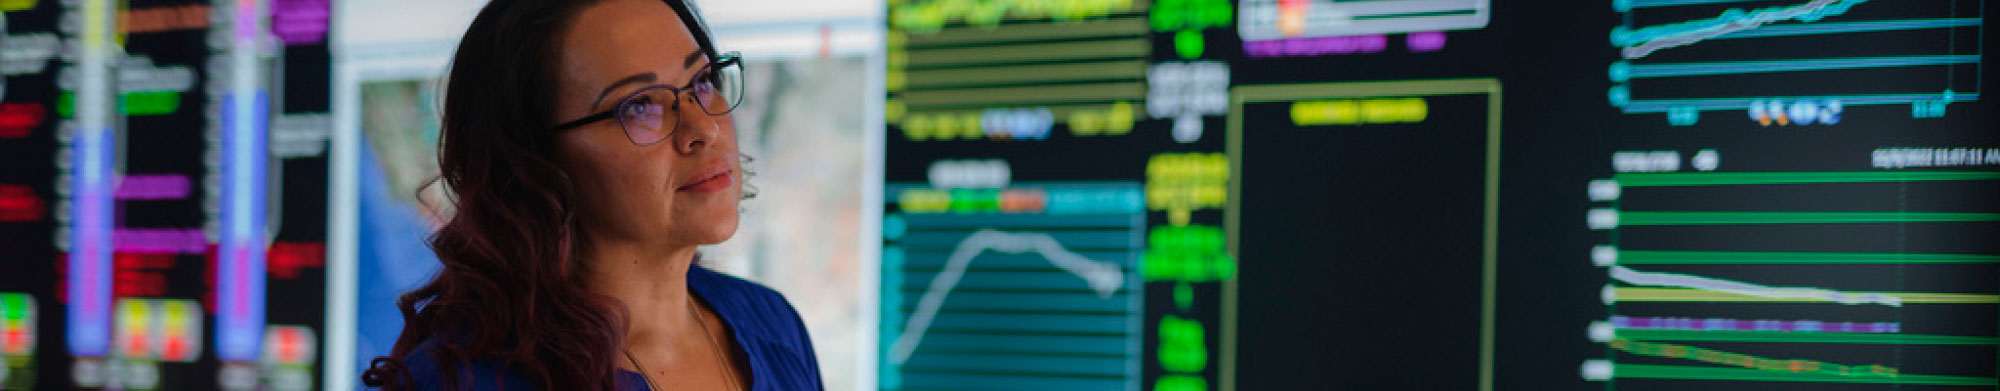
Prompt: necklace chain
<box><xmin>623</xmin><ymin>299</ymin><xmax>740</xmax><ymax>391</ymax></box>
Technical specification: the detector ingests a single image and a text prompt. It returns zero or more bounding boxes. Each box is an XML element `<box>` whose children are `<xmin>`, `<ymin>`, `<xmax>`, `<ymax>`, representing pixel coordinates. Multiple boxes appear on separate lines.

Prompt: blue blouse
<box><xmin>394</xmin><ymin>266</ymin><xmax>824</xmax><ymax>390</ymax></box>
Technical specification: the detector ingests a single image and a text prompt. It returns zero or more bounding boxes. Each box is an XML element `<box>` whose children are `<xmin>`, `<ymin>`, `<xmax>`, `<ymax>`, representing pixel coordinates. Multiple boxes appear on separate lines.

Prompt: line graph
<box><xmin>1607</xmin><ymin>338</ymin><xmax>1901</xmax><ymax>378</ymax></box>
<box><xmin>880</xmin><ymin>182</ymin><xmax>1145</xmax><ymax>391</ymax></box>
<box><xmin>1617</xmin><ymin>330</ymin><xmax>1998</xmax><ymax>345</ymax></box>
<box><xmin>889</xmin><ymin>229</ymin><xmax>1127</xmax><ymax>364</ymax></box>
<box><xmin>1600</xmin><ymin>363</ymin><xmax>1998</xmax><ymax>386</ymax></box>
<box><xmin>1607</xmin><ymin>0</ymin><xmax>1982</xmax><ymax>125</ymax></box>
<box><xmin>1609</xmin><ymin>266</ymin><xmax>1901</xmax><ymax>306</ymax></box>
<box><xmin>1616</xmin><ymin>0</ymin><xmax>1865</xmax><ymax>60</ymax></box>
<box><xmin>1607</xmin><ymin>287</ymin><xmax>1998</xmax><ymax>304</ymax></box>
<box><xmin>1582</xmin><ymin>163</ymin><xmax>2000</xmax><ymax>388</ymax></box>
<box><xmin>1613</xmin><ymin>250</ymin><xmax>2000</xmax><ymax>265</ymax></box>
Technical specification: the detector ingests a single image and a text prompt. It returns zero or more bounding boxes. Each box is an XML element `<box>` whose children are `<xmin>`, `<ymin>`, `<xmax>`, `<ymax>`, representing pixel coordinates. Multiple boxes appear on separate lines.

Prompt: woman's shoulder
<box><xmin>688</xmin><ymin>265</ymin><xmax>825</xmax><ymax>389</ymax></box>
<box><xmin>390</xmin><ymin>339</ymin><xmax>540</xmax><ymax>391</ymax></box>
<box><xmin>688</xmin><ymin>265</ymin><xmax>805</xmax><ymax>325</ymax></box>
<box><xmin>689</xmin><ymin>265</ymin><xmax>812</xmax><ymax>342</ymax></box>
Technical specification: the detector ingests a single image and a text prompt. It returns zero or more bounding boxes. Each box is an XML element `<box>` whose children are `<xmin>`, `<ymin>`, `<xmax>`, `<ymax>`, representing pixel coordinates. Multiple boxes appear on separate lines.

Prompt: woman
<box><xmin>358</xmin><ymin>0</ymin><xmax>822</xmax><ymax>389</ymax></box>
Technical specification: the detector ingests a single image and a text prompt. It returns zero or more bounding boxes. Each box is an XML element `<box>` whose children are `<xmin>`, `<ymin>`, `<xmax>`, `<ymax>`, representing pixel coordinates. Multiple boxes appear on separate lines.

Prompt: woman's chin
<box><xmin>679</xmin><ymin>209</ymin><xmax>740</xmax><ymax>245</ymax></box>
<box><xmin>704</xmin><ymin>217</ymin><xmax>740</xmax><ymax>245</ymax></box>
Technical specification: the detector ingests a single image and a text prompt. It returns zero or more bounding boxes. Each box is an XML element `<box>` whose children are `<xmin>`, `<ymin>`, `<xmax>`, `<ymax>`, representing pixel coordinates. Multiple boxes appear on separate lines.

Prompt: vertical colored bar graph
<box><xmin>66</xmin><ymin>125</ymin><xmax>112</xmax><ymax>358</ymax></box>
<box><xmin>157</xmin><ymin>299</ymin><xmax>202</xmax><ymax>362</ymax></box>
<box><xmin>65</xmin><ymin>0</ymin><xmax>115</xmax><ymax>360</ymax></box>
<box><xmin>0</xmin><ymin>293</ymin><xmax>34</xmax><ymax>356</ymax></box>
<box><xmin>114</xmin><ymin>299</ymin><xmax>152</xmax><ymax>359</ymax></box>
<box><xmin>110</xmin><ymin>298</ymin><xmax>205</xmax><ymax>362</ymax></box>
<box><xmin>215</xmin><ymin>0</ymin><xmax>270</xmax><ymax>366</ymax></box>
<box><xmin>261</xmin><ymin>325</ymin><xmax>316</xmax><ymax>366</ymax></box>
<box><xmin>2</xmin><ymin>0</ymin><xmax>331</xmax><ymax>386</ymax></box>
<box><xmin>261</xmin><ymin>325</ymin><xmax>318</xmax><ymax>390</ymax></box>
<box><xmin>216</xmin><ymin>92</ymin><xmax>269</xmax><ymax>363</ymax></box>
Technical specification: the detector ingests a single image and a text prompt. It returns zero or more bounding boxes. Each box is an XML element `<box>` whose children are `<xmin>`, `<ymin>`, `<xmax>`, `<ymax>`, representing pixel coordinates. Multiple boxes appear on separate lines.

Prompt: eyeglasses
<box><xmin>549</xmin><ymin>52</ymin><xmax>744</xmax><ymax>146</ymax></box>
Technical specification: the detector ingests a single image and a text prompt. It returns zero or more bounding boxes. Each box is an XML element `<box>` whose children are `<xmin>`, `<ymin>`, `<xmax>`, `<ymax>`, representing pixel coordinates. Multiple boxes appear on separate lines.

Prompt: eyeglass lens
<box><xmin>614</xmin><ymin>61</ymin><xmax>743</xmax><ymax>146</ymax></box>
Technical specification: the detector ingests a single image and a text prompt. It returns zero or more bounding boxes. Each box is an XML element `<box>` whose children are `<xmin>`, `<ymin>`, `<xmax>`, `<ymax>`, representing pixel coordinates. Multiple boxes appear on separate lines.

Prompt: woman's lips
<box><xmin>677</xmin><ymin>168</ymin><xmax>733</xmax><ymax>193</ymax></box>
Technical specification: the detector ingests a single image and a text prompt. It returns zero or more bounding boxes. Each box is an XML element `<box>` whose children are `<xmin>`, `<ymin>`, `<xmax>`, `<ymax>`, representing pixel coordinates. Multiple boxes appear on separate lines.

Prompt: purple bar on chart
<box><xmin>66</xmin><ymin>126</ymin><xmax>113</xmax><ymax>358</ymax></box>
<box><xmin>1611</xmin><ymin>316</ymin><xmax>1900</xmax><ymax>333</ymax></box>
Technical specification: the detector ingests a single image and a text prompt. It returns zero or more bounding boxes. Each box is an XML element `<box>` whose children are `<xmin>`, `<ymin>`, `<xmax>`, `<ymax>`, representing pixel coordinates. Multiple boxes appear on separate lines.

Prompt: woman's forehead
<box><xmin>561</xmin><ymin>0</ymin><xmax>704</xmax><ymax>89</ymax></box>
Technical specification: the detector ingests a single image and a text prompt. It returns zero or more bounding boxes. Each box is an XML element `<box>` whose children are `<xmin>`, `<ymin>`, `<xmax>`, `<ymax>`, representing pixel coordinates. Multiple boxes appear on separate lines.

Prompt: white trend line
<box><xmin>1621</xmin><ymin>0</ymin><xmax>1855</xmax><ymax>59</ymax></box>
<box><xmin>1609</xmin><ymin>266</ymin><xmax>1901</xmax><ymax>307</ymax></box>
<box><xmin>888</xmin><ymin>229</ymin><xmax>1126</xmax><ymax>365</ymax></box>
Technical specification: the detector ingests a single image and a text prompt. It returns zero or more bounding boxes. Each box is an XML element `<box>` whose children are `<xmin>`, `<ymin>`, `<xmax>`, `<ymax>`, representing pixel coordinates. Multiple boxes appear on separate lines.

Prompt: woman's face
<box><xmin>553</xmin><ymin>0</ymin><xmax>740</xmax><ymax>249</ymax></box>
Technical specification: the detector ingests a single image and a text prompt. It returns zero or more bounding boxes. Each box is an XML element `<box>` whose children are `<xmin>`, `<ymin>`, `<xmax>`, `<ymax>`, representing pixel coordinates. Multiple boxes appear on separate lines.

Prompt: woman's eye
<box><xmin>691</xmin><ymin>71</ymin><xmax>717</xmax><ymax>93</ymax></box>
<box><xmin>621</xmin><ymin>97</ymin><xmax>661</xmax><ymax>117</ymax></box>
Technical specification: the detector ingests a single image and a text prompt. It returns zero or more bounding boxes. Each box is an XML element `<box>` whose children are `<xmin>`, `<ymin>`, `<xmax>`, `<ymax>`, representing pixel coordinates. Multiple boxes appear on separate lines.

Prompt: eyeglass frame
<box><xmin>547</xmin><ymin>51</ymin><xmax>744</xmax><ymax>146</ymax></box>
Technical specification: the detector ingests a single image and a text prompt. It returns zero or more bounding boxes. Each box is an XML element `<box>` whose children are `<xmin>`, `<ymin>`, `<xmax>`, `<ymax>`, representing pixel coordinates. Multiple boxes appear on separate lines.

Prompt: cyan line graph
<box><xmin>880</xmin><ymin>182</ymin><xmax>1144</xmax><ymax>390</ymax></box>
<box><xmin>1710</xmin><ymin>18</ymin><xmax>1980</xmax><ymax>39</ymax></box>
<box><xmin>889</xmin><ymin>229</ymin><xmax>1128</xmax><ymax>364</ymax></box>
<box><xmin>1607</xmin><ymin>0</ymin><xmax>1982</xmax><ymax>121</ymax></box>
<box><xmin>1615</xmin><ymin>0</ymin><xmax>1866</xmax><ymax>59</ymax></box>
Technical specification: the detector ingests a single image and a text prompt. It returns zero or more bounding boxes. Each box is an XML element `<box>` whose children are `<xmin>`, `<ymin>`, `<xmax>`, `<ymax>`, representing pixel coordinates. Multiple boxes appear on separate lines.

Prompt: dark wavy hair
<box><xmin>358</xmin><ymin>0</ymin><xmax>721</xmax><ymax>389</ymax></box>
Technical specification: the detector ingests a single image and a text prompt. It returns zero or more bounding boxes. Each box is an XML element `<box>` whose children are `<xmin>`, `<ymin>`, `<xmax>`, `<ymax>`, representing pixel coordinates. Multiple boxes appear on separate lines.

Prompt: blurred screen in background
<box><xmin>875</xmin><ymin>0</ymin><xmax>1997</xmax><ymax>390</ymax></box>
<box><xmin>0</xmin><ymin>0</ymin><xmax>334</xmax><ymax>389</ymax></box>
<box><xmin>352</xmin><ymin>77</ymin><xmax>442</xmax><ymax>387</ymax></box>
<box><xmin>705</xmin><ymin>55</ymin><xmax>871</xmax><ymax>391</ymax></box>
<box><xmin>0</xmin><ymin>0</ymin><xmax>1996</xmax><ymax>390</ymax></box>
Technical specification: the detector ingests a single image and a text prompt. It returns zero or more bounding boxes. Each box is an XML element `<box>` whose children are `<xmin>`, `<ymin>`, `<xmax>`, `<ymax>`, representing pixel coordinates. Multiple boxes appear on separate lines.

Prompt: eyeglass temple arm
<box><xmin>550</xmin><ymin>110</ymin><xmax>616</xmax><ymax>132</ymax></box>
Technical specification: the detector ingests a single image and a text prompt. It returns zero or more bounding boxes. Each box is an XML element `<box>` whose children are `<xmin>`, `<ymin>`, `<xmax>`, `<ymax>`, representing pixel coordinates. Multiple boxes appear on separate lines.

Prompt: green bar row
<box><xmin>57</xmin><ymin>91</ymin><xmax>183</xmax><ymax>117</ymax></box>
<box><xmin>1619</xmin><ymin>212</ymin><xmax>2000</xmax><ymax>226</ymax></box>
<box><xmin>1613</xmin><ymin>171</ymin><xmax>2000</xmax><ymax>187</ymax></box>
<box><xmin>1619</xmin><ymin>250</ymin><xmax>2000</xmax><ymax>265</ymax></box>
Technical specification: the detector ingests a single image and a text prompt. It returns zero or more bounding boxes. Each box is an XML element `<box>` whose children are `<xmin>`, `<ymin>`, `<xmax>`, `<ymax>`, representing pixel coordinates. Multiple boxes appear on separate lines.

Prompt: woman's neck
<box><xmin>578</xmin><ymin>238</ymin><xmax>705</xmax><ymax>357</ymax></box>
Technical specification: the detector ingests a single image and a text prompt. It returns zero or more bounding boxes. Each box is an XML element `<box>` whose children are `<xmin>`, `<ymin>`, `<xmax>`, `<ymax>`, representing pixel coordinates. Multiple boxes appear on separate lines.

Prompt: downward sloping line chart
<box><xmin>1580</xmin><ymin>168</ymin><xmax>2000</xmax><ymax>388</ymax></box>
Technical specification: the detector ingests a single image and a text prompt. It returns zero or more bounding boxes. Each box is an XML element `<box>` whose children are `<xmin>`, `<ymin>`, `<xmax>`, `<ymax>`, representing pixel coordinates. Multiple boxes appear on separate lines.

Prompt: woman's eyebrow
<box><xmin>588</xmin><ymin>50</ymin><xmax>705</xmax><ymax>108</ymax></box>
<box><xmin>681</xmin><ymin>49</ymin><xmax>705</xmax><ymax>69</ymax></box>
<box><xmin>593</xmin><ymin>72</ymin><xmax>658</xmax><ymax>108</ymax></box>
